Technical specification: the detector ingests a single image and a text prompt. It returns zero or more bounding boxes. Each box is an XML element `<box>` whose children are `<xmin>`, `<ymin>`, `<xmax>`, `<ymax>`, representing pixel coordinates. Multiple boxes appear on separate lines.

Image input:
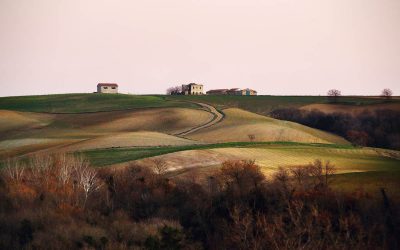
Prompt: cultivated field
<box><xmin>60</xmin><ymin>131</ymin><xmax>202</xmax><ymax>152</ymax></box>
<box><xmin>187</xmin><ymin>108</ymin><xmax>348</xmax><ymax>144</ymax></box>
<box><xmin>0</xmin><ymin>99</ymin><xmax>214</xmax><ymax>159</ymax></box>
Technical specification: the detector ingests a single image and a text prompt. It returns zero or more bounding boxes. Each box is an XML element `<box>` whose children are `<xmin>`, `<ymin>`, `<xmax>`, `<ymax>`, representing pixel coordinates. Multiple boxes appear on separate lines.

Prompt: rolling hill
<box><xmin>0</xmin><ymin>102</ymin><xmax>214</xmax><ymax>158</ymax></box>
<box><xmin>1</xmin><ymin>93</ymin><xmax>399</xmax><ymax>194</ymax></box>
<box><xmin>186</xmin><ymin>108</ymin><xmax>348</xmax><ymax>144</ymax></box>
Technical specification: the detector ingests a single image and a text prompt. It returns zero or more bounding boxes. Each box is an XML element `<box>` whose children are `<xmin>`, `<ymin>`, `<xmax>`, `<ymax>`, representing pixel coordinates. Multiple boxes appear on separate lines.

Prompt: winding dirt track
<box><xmin>175</xmin><ymin>102</ymin><xmax>224</xmax><ymax>136</ymax></box>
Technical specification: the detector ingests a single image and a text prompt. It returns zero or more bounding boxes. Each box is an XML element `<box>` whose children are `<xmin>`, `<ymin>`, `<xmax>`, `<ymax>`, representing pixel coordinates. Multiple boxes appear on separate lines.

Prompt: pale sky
<box><xmin>0</xmin><ymin>0</ymin><xmax>399</xmax><ymax>96</ymax></box>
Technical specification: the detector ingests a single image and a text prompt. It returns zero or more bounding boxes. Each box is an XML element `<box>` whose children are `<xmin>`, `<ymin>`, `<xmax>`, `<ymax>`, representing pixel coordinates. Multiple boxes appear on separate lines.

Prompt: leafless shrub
<box><xmin>28</xmin><ymin>154</ymin><xmax>54</xmax><ymax>188</ymax></box>
<box><xmin>3</xmin><ymin>158</ymin><xmax>26</xmax><ymax>183</ymax></box>
<box><xmin>228</xmin><ymin>206</ymin><xmax>253</xmax><ymax>249</ymax></box>
<box><xmin>278</xmin><ymin>159</ymin><xmax>336</xmax><ymax>192</ymax></box>
<box><xmin>218</xmin><ymin>160</ymin><xmax>265</xmax><ymax>194</ymax></box>
<box><xmin>307</xmin><ymin>159</ymin><xmax>336</xmax><ymax>189</ymax></box>
<box><xmin>248</xmin><ymin>134</ymin><xmax>256</xmax><ymax>142</ymax></box>
<box><xmin>152</xmin><ymin>158</ymin><xmax>168</xmax><ymax>176</ymax></box>
<box><xmin>55</xmin><ymin>154</ymin><xmax>74</xmax><ymax>186</ymax></box>
<box><xmin>290</xmin><ymin>165</ymin><xmax>310</xmax><ymax>186</ymax></box>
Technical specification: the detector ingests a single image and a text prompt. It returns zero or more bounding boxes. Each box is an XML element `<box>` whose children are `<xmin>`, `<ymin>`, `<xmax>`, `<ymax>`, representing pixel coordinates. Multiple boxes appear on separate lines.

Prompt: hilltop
<box><xmin>0</xmin><ymin>93</ymin><xmax>195</xmax><ymax>113</ymax></box>
<box><xmin>1</xmin><ymin>93</ymin><xmax>399</xmax><ymax>114</ymax></box>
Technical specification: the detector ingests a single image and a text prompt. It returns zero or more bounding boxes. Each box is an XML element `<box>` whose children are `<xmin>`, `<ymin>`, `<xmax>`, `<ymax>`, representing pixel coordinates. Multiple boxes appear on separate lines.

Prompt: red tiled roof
<box><xmin>98</xmin><ymin>83</ymin><xmax>118</xmax><ymax>87</ymax></box>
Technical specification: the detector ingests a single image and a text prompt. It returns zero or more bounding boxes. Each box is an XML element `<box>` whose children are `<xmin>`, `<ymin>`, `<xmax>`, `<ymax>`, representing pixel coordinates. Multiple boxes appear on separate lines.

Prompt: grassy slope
<box><xmin>79</xmin><ymin>142</ymin><xmax>399</xmax><ymax>170</ymax></box>
<box><xmin>0</xmin><ymin>94</ymin><xmax>195</xmax><ymax>113</ymax></box>
<box><xmin>187</xmin><ymin>108</ymin><xmax>348</xmax><ymax>144</ymax></box>
<box><xmin>331</xmin><ymin>171</ymin><xmax>400</xmax><ymax>200</ymax></box>
<box><xmin>81</xmin><ymin>142</ymin><xmax>283</xmax><ymax>166</ymax></box>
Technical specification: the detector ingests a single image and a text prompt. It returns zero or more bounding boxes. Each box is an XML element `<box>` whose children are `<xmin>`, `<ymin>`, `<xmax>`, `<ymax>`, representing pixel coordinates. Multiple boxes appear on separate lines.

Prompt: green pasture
<box><xmin>0</xmin><ymin>94</ymin><xmax>195</xmax><ymax>113</ymax></box>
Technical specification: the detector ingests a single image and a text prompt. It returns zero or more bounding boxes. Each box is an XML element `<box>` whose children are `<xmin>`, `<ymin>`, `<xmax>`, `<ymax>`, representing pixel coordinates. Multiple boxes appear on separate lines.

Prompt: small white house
<box><xmin>97</xmin><ymin>83</ymin><xmax>118</xmax><ymax>93</ymax></box>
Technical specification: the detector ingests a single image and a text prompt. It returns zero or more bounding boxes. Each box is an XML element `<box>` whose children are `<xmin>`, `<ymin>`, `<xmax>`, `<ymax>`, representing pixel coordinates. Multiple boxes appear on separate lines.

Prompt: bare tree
<box><xmin>166</xmin><ymin>85</ymin><xmax>182</xmax><ymax>95</ymax></box>
<box><xmin>152</xmin><ymin>158</ymin><xmax>169</xmax><ymax>176</ymax></box>
<box><xmin>55</xmin><ymin>154</ymin><xmax>74</xmax><ymax>186</ymax></box>
<box><xmin>381</xmin><ymin>88</ymin><xmax>393</xmax><ymax>101</ymax></box>
<box><xmin>72</xmin><ymin>158</ymin><xmax>102</xmax><ymax>208</ymax></box>
<box><xmin>3</xmin><ymin>159</ymin><xmax>25</xmax><ymax>183</ymax></box>
<box><xmin>323</xmin><ymin>160</ymin><xmax>336</xmax><ymax>187</ymax></box>
<box><xmin>30</xmin><ymin>154</ymin><xmax>53</xmax><ymax>186</ymax></box>
<box><xmin>219</xmin><ymin>160</ymin><xmax>265</xmax><ymax>194</ymax></box>
<box><xmin>248</xmin><ymin>134</ymin><xmax>256</xmax><ymax>142</ymax></box>
<box><xmin>290</xmin><ymin>166</ymin><xmax>310</xmax><ymax>186</ymax></box>
<box><xmin>307</xmin><ymin>159</ymin><xmax>336</xmax><ymax>189</ymax></box>
<box><xmin>229</xmin><ymin>206</ymin><xmax>253</xmax><ymax>249</ymax></box>
<box><xmin>79</xmin><ymin>165</ymin><xmax>101</xmax><ymax>208</ymax></box>
<box><xmin>327</xmin><ymin>89</ymin><xmax>341</xmax><ymax>103</ymax></box>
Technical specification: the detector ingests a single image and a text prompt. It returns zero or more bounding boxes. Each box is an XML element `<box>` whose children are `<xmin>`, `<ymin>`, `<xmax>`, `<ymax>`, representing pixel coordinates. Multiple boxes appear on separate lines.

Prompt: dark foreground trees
<box><xmin>0</xmin><ymin>155</ymin><xmax>398</xmax><ymax>249</ymax></box>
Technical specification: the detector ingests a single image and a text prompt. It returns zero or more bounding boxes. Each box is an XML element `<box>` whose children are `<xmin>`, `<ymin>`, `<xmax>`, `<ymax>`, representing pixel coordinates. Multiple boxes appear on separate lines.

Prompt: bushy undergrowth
<box><xmin>0</xmin><ymin>155</ymin><xmax>398</xmax><ymax>249</ymax></box>
<box><xmin>270</xmin><ymin>108</ymin><xmax>400</xmax><ymax>150</ymax></box>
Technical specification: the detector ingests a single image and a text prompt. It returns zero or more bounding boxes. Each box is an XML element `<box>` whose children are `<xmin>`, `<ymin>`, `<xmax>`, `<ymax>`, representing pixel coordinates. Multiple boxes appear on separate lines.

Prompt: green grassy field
<box><xmin>331</xmin><ymin>171</ymin><xmax>400</xmax><ymax>199</ymax></box>
<box><xmin>167</xmin><ymin>95</ymin><xmax>393</xmax><ymax>115</ymax></box>
<box><xmin>80</xmin><ymin>141</ymin><xmax>299</xmax><ymax>166</ymax></box>
<box><xmin>1</xmin><ymin>93</ymin><xmax>395</xmax><ymax>114</ymax></box>
<box><xmin>79</xmin><ymin>142</ymin><xmax>397</xmax><ymax>169</ymax></box>
<box><xmin>0</xmin><ymin>94</ymin><xmax>196</xmax><ymax>113</ymax></box>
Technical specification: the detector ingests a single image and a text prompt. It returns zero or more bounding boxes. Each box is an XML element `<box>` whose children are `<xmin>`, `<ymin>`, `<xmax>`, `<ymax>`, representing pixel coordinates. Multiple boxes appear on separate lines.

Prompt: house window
<box><xmin>104</xmin><ymin>87</ymin><xmax>108</xmax><ymax>89</ymax></box>
<box><xmin>112</xmin><ymin>87</ymin><xmax>116</xmax><ymax>89</ymax></box>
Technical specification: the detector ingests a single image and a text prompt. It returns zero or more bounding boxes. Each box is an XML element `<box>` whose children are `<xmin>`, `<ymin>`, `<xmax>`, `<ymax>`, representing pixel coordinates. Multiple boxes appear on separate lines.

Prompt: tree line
<box><xmin>0</xmin><ymin>154</ymin><xmax>398</xmax><ymax>249</ymax></box>
<box><xmin>271</xmin><ymin>108</ymin><xmax>400</xmax><ymax>150</ymax></box>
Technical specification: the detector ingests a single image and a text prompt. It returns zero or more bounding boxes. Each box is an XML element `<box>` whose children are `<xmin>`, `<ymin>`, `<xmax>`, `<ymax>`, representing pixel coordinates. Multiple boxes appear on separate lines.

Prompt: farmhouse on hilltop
<box><xmin>182</xmin><ymin>83</ymin><xmax>204</xmax><ymax>95</ymax></box>
<box><xmin>97</xmin><ymin>83</ymin><xmax>118</xmax><ymax>94</ymax></box>
<box><xmin>207</xmin><ymin>88</ymin><xmax>257</xmax><ymax>96</ymax></box>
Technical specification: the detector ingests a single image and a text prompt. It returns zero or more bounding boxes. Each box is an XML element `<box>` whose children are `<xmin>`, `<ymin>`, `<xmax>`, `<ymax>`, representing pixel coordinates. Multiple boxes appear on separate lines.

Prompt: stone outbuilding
<box><xmin>97</xmin><ymin>83</ymin><xmax>118</xmax><ymax>93</ymax></box>
<box><xmin>206</xmin><ymin>89</ymin><xmax>229</xmax><ymax>95</ymax></box>
<box><xmin>207</xmin><ymin>88</ymin><xmax>258</xmax><ymax>96</ymax></box>
<box><xmin>227</xmin><ymin>88</ymin><xmax>257</xmax><ymax>96</ymax></box>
